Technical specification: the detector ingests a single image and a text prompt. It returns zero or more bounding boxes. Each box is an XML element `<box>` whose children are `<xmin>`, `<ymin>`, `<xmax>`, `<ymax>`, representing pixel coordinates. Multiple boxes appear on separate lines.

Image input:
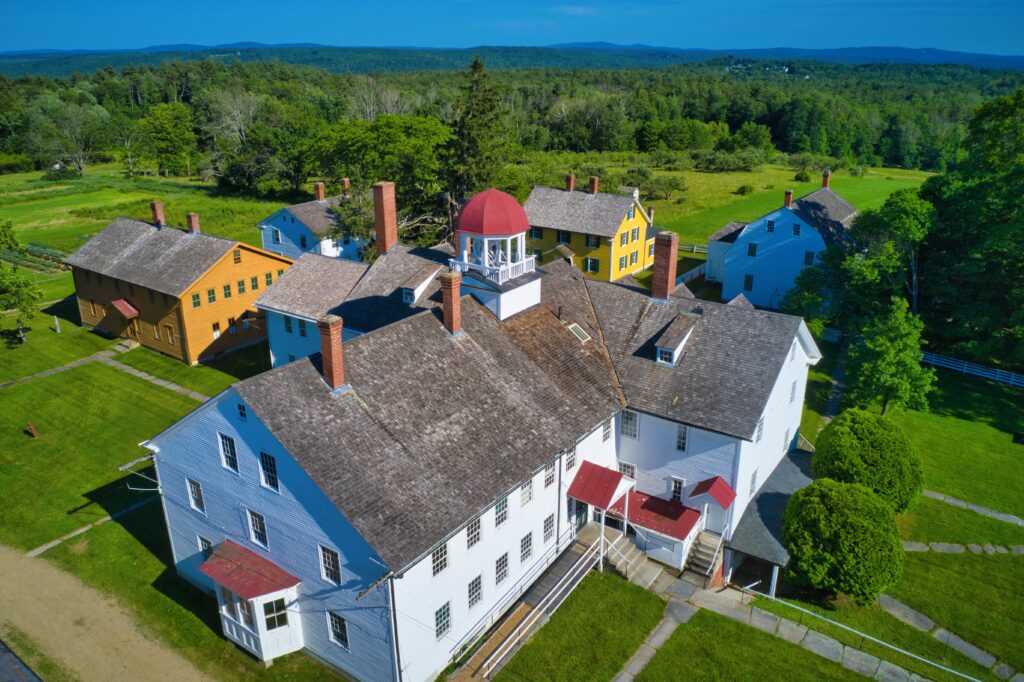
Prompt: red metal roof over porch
<box><xmin>110</xmin><ymin>298</ymin><xmax>139</xmax><ymax>319</ymax></box>
<box><xmin>566</xmin><ymin>461</ymin><xmax>624</xmax><ymax>509</ymax></box>
<box><xmin>690</xmin><ymin>476</ymin><xmax>737</xmax><ymax>509</ymax></box>
<box><xmin>608</xmin><ymin>491</ymin><xmax>701</xmax><ymax>541</ymax></box>
<box><xmin>199</xmin><ymin>540</ymin><xmax>300</xmax><ymax>599</ymax></box>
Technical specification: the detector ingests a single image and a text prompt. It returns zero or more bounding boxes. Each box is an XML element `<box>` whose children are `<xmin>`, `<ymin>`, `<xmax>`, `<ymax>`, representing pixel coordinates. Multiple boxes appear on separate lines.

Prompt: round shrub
<box><xmin>813</xmin><ymin>408</ymin><xmax>923</xmax><ymax>512</ymax></box>
<box><xmin>794</xmin><ymin>170</ymin><xmax>811</xmax><ymax>182</ymax></box>
<box><xmin>782</xmin><ymin>478</ymin><xmax>903</xmax><ymax>604</ymax></box>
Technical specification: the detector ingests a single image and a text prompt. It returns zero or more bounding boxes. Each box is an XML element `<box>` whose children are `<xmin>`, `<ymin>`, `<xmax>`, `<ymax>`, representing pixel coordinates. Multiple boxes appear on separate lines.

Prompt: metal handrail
<box><xmin>480</xmin><ymin>540</ymin><xmax>599</xmax><ymax>678</ymax></box>
<box><xmin>736</xmin><ymin>586</ymin><xmax>981</xmax><ymax>682</ymax></box>
<box><xmin>605</xmin><ymin>534</ymin><xmax>632</xmax><ymax>574</ymax></box>
<box><xmin>704</xmin><ymin>533</ymin><xmax>726</xmax><ymax>579</ymax></box>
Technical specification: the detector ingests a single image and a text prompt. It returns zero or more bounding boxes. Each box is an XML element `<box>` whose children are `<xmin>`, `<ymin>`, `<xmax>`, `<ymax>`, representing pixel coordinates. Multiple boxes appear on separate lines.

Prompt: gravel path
<box><xmin>0</xmin><ymin>544</ymin><xmax>212</xmax><ymax>682</ymax></box>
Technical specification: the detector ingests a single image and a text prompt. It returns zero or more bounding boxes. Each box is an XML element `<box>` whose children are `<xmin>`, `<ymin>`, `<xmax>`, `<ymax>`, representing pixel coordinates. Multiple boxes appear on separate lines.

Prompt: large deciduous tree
<box><xmin>0</xmin><ymin>220</ymin><xmax>43</xmax><ymax>328</ymax></box>
<box><xmin>28</xmin><ymin>94</ymin><xmax>109</xmax><ymax>175</ymax></box>
<box><xmin>845</xmin><ymin>297</ymin><xmax>935</xmax><ymax>414</ymax></box>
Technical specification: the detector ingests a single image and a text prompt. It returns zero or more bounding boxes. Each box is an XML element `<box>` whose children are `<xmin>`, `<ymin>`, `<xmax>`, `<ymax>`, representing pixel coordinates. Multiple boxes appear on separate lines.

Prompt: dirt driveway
<box><xmin>0</xmin><ymin>544</ymin><xmax>212</xmax><ymax>681</ymax></box>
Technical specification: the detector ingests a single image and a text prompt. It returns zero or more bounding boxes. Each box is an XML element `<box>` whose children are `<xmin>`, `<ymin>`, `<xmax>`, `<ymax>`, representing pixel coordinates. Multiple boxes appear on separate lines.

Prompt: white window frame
<box><xmin>327</xmin><ymin>612</ymin><xmax>350</xmax><ymax>649</ymax></box>
<box><xmin>319</xmin><ymin>545</ymin><xmax>342</xmax><ymax>584</ymax></box>
<box><xmin>520</xmin><ymin>480</ymin><xmax>533</xmax><ymax>507</ymax></box>
<box><xmin>676</xmin><ymin>424</ymin><xmax>688</xmax><ymax>452</ymax></box>
<box><xmin>631</xmin><ymin>227</ymin><xmax>639</xmax><ymax>242</ymax></box>
<box><xmin>219</xmin><ymin>433</ymin><xmax>238</xmax><ymax>473</ymax></box>
<box><xmin>620</xmin><ymin>232</ymin><xmax>629</xmax><ymax>247</ymax></box>
<box><xmin>656</xmin><ymin>347</ymin><xmax>673</xmax><ymax>364</ymax></box>
<box><xmin>247</xmin><ymin>509</ymin><xmax>268</xmax><ymax>548</ymax></box>
<box><xmin>544</xmin><ymin>463</ymin><xmax>556</xmax><ymax>488</ymax></box>
<box><xmin>619</xmin><ymin>255</ymin><xmax>628</xmax><ymax>270</ymax></box>
<box><xmin>259</xmin><ymin>452</ymin><xmax>280</xmax><ymax>492</ymax></box>
<box><xmin>756</xmin><ymin>417</ymin><xmax>764</xmax><ymax>443</ymax></box>
<box><xmin>520</xmin><ymin>532</ymin><xmax>533</xmax><ymax>563</ymax></box>
<box><xmin>264</xmin><ymin>597</ymin><xmax>288</xmax><ymax>630</ymax></box>
<box><xmin>272</xmin><ymin>228</ymin><xmax>282</xmax><ymax>244</ymax></box>
<box><xmin>630</xmin><ymin>250</ymin><xmax>638</xmax><ymax>266</ymax></box>
<box><xmin>432</xmin><ymin>543</ymin><xmax>448</xmax><ymax>576</ymax></box>
<box><xmin>468</xmin><ymin>575</ymin><xmax>483</xmax><ymax>609</ymax></box>
<box><xmin>602</xmin><ymin>419</ymin><xmax>612</xmax><ymax>442</ymax></box>
<box><xmin>187</xmin><ymin>478</ymin><xmax>206</xmax><ymax>514</ymax></box>
<box><xmin>566</xmin><ymin>447</ymin><xmax>577</xmax><ymax>471</ymax></box>
<box><xmin>584</xmin><ymin>257</ymin><xmax>599</xmax><ymax>273</ymax></box>
<box><xmin>557</xmin><ymin>230</ymin><xmax>571</xmax><ymax>244</ymax></box>
<box><xmin>435</xmin><ymin>602</ymin><xmax>451</xmax><ymax>640</ymax></box>
<box><xmin>198</xmin><ymin>535</ymin><xmax>213</xmax><ymax>559</ymax></box>
<box><xmin>467</xmin><ymin>517</ymin><xmax>481</xmax><ymax>549</ymax></box>
<box><xmin>238</xmin><ymin>597</ymin><xmax>256</xmax><ymax>630</ymax></box>
<box><xmin>618</xmin><ymin>462</ymin><xmax>636</xmax><ymax>479</ymax></box>
<box><xmin>495</xmin><ymin>497</ymin><xmax>508</xmax><ymax>527</ymax></box>
<box><xmin>621</xmin><ymin>410</ymin><xmax>639</xmax><ymax>439</ymax></box>
<box><xmin>671</xmin><ymin>478</ymin><xmax>685</xmax><ymax>502</ymax></box>
<box><xmin>496</xmin><ymin>553</ymin><xmax>509</xmax><ymax>585</ymax></box>
<box><xmin>544</xmin><ymin>514</ymin><xmax>555</xmax><ymax>542</ymax></box>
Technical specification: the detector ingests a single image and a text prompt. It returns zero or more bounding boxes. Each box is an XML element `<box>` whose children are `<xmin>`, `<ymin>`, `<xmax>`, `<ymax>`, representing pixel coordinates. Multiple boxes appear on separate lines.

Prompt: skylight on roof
<box><xmin>566</xmin><ymin>323</ymin><xmax>591</xmax><ymax>344</ymax></box>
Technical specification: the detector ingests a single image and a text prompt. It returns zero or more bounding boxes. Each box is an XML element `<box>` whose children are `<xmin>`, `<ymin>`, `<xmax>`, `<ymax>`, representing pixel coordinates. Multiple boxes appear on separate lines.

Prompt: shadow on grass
<box><xmin>71</xmin><ymin>465</ymin><xmax>158</xmax><ymax>526</ymax></box>
<box><xmin>920</xmin><ymin>370</ymin><xmax>1024</xmax><ymax>435</ymax></box>
<box><xmin>202</xmin><ymin>340</ymin><xmax>271</xmax><ymax>383</ymax></box>
<box><xmin>2</xmin><ymin>296</ymin><xmax>82</xmax><ymax>349</ymax></box>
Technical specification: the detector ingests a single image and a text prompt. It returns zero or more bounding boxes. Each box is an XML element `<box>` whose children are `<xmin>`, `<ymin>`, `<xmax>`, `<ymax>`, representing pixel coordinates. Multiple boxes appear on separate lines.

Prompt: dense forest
<box><xmin>2</xmin><ymin>57</ymin><xmax>1023</xmax><ymax>193</ymax></box>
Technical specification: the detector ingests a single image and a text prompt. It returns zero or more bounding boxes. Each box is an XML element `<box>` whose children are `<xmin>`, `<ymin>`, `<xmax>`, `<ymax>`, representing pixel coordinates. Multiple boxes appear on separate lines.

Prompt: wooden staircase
<box><xmin>685</xmin><ymin>531</ymin><xmax>723</xmax><ymax>581</ymax></box>
<box><xmin>607</xmin><ymin>533</ymin><xmax>663</xmax><ymax>589</ymax></box>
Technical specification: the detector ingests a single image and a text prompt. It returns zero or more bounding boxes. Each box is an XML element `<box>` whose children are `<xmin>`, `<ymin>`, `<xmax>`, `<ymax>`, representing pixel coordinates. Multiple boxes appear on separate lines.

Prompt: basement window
<box><xmin>566</xmin><ymin>323</ymin><xmax>591</xmax><ymax>343</ymax></box>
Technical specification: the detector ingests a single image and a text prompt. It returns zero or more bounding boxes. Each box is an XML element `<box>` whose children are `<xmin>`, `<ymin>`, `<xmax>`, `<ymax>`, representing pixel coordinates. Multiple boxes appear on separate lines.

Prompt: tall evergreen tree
<box><xmin>447</xmin><ymin>57</ymin><xmax>512</xmax><ymax>199</ymax></box>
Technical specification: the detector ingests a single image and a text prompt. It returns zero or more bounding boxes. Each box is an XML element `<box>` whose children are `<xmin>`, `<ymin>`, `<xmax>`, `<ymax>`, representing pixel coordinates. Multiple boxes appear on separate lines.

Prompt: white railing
<box><xmin>921</xmin><ymin>351</ymin><xmax>1024</xmax><ymax>389</ymax></box>
<box><xmin>605</xmin><ymin>536</ymin><xmax>632</xmax><ymax>576</ymax></box>
<box><xmin>679</xmin><ymin>243</ymin><xmax>709</xmax><ymax>254</ymax></box>
<box><xmin>448</xmin><ymin>256</ymin><xmax>536</xmax><ymax>286</ymax></box>
<box><xmin>480</xmin><ymin>539</ymin><xmax>600</xmax><ymax>678</ymax></box>
<box><xmin>704</xmin><ymin>533</ymin><xmax>726</xmax><ymax>581</ymax></box>
<box><xmin>676</xmin><ymin>262</ymin><xmax>706</xmax><ymax>285</ymax></box>
<box><xmin>735</xmin><ymin>585</ymin><xmax>981</xmax><ymax>682</ymax></box>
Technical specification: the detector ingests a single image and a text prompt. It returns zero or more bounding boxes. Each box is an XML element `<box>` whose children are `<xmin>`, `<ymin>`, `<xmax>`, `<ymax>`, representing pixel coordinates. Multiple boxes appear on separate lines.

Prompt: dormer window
<box><xmin>654</xmin><ymin>314</ymin><xmax>698</xmax><ymax>367</ymax></box>
<box><xmin>400</xmin><ymin>264</ymin><xmax>442</xmax><ymax>306</ymax></box>
<box><xmin>657</xmin><ymin>348</ymin><xmax>673</xmax><ymax>364</ymax></box>
<box><xmin>402</xmin><ymin>288</ymin><xmax>415</xmax><ymax>304</ymax></box>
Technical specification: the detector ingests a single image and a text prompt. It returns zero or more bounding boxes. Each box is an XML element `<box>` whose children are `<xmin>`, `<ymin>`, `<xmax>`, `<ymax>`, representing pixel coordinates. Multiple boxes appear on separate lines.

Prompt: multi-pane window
<box><xmin>237</xmin><ymin>403</ymin><xmax>247</xmax><ymax>421</ymax></box>
<box><xmin>756</xmin><ymin>417</ymin><xmax>764</xmax><ymax>443</ymax></box>
<box><xmin>298</xmin><ymin>320</ymin><xmax>307</xmax><ymax>338</ymax></box>
<box><xmin>790</xmin><ymin>380</ymin><xmax>797</xmax><ymax>403</ymax></box>
<box><xmin>676</xmin><ymin>424</ymin><xmax>688</xmax><ymax>452</ymax></box>
<box><xmin>272</xmin><ymin>228</ymin><xmax>282</xmax><ymax>244</ymax></box>
<box><xmin>467</xmin><ymin>518</ymin><xmax>481</xmax><ymax>549</ymax></box>
<box><xmin>630</xmin><ymin>250</ymin><xmax>638</xmax><ymax>266</ymax></box>
<box><xmin>432</xmin><ymin>543</ymin><xmax>448</xmax><ymax>576</ymax></box>
<box><xmin>212</xmin><ymin>322</ymin><xmax>221</xmax><ymax>340</ymax></box>
<box><xmin>583</xmin><ymin>257</ymin><xmax>599</xmax><ymax>273</ymax></box>
<box><xmin>747</xmin><ymin>243</ymin><xmax>757</xmax><ymax>257</ymax></box>
<box><xmin>187</xmin><ymin>478</ymin><xmax>205</xmax><ymax>513</ymax></box>
<box><xmin>223</xmin><ymin>284</ymin><xmax>232</xmax><ymax>299</ymax></box>
<box><xmin>266</xmin><ymin>272</ymin><xmax>273</xmax><ymax>286</ymax></box>
<box><xmin>804</xmin><ymin>251</ymin><xmax>815</xmax><ymax>266</ymax></box>
<box><xmin>219</xmin><ymin>434</ymin><xmax>238</xmax><ymax>471</ymax></box>
<box><xmin>468</xmin><ymin>575</ymin><xmax>483</xmax><ymax>609</ymax></box>
<box><xmin>207</xmin><ymin>288</ymin><xmax>216</xmax><ymax>303</ymax></box>
<box><xmin>631</xmin><ymin>227</ymin><xmax>640</xmax><ymax>242</ymax></box>
<box><xmin>657</xmin><ymin>347</ymin><xmax>673</xmax><ymax>364</ymax></box>
<box><xmin>618</xmin><ymin>462</ymin><xmax>636</xmax><ymax>479</ymax></box>
<box><xmin>239</xmin><ymin>598</ymin><xmax>256</xmax><ymax>629</ymax></box>
<box><xmin>621</xmin><ymin>410</ymin><xmax>638</xmax><ymax>438</ymax></box>
<box><xmin>649</xmin><ymin>243</ymin><xmax>655</xmax><ymax>258</ymax></box>
<box><xmin>237</xmin><ymin>280</ymin><xmax>245</xmax><ymax>295</ymax></box>
<box><xmin>671</xmin><ymin>479</ymin><xmax>684</xmax><ymax>502</ymax></box>
<box><xmin>233</xmin><ymin>249</ymin><xmax>242</xmax><ymax>264</ymax></box>
<box><xmin>192</xmin><ymin>293</ymin><xmax>201</xmax><ymax>308</ymax></box>
<box><xmin>767</xmin><ymin>219</ymin><xmax>775</xmax><ymax>233</ymax></box>
<box><xmin>264</xmin><ymin>598</ymin><xmax>288</xmax><ymax>630</ymax></box>
<box><xmin>495</xmin><ymin>497</ymin><xmax>508</xmax><ymax>527</ymax></box>
<box><xmin>520</xmin><ymin>480</ymin><xmax>533</xmax><ymax>507</ymax></box>
<box><xmin>618</xmin><ymin>255</ymin><xmax>628</xmax><ymax>270</ymax></box>
<box><xmin>750</xmin><ymin>470</ymin><xmax>758</xmax><ymax>496</ymax></box>
<box><xmin>620</xmin><ymin>232</ymin><xmax>628</xmax><ymax>247</ymax></box>
<box><xmin>544</xmin><ymin>514</ymin><xmax>555</xmax><ymax>542</ymax></box>
<box><xmin>520</xmin><ymin>532</ymin><xmax>533</xmax><ymax>562</ymax></box>
<box><xmin>495</xmin><ymin>553</ymin><xmax>509</xmax><ymax>585</ymax></box>
<box><xmin>248</xmin><ymin>510</ymin><xmax>268</xmax><ymax>547</ymax></box>
<box><xmin>557</xmin><ymin>230</ymin><xmax>571</xmax><ymax>244</ymax></box>
<box><xmin>602</xmin><ymin>419</ymin><xmax>612</xmax><ymax>442</ymax></box>
<box><xmin>566</xmin><ymin>447</ymin><xmax>576</xmax><ymax>470</ymax></box>
<box><xmin>435</xmin><ymin>602</ymin><xmax>451</xmax><ymax>639</ymax></box>
<box><xmin>250</xmin><ymin>276</ymin><xmax>259</xmax><ymax>291</ymax></box>
<box><xmin>743</xmin><ymin>274</ymin><xmax>754</xmax><ymax>291</ymax></box>
<box><xmin>220</xmin><ymin>586</ymin><xmax>237</xmax><ymax>619</ymax></box>
<box><xmin>544</xmin><ymin>463</ymin><xmax>556</xmax><ymax>488</ymax></box>
<box><xmin>278</xmin><ymin>269</ymin><xmax>285</xmax><ymax>278</ymax></box>
<box><xmin>165</xmin><ymin>325</ymin><xmax>175</xmax><ymax>345</ymax></box>
<box><xmin>328</xmin><ymin>612</ymin><xmax>349</xmax><ymax>648</ymax></box>
<box><xmin>198</xmin><ymin>536</ymin><xmax>214</xmax><ymax>559</ymax></box>
<box><xmin>530</xmin><ymin>226</ymin><xmax>543</xmax><ymax>239</ymax></box>
<box><xmin>628</xmin><ymin>205</ymin><xmax>636</xmax><ymax>220</ymax></box>
<box><xmin>586</xmin><ymin>234</ymin><xmax>600</xmax><ymax>248</ymax></box>
<box><xmin>793</xmin><ymin>224</ymin><xmax>801</xmax><ymax>236</ymax></box>
<box><xmin>259</xmin><ymin>452</ymin><xmax>279</xmax><ymax>491</ymax></box>
<box><xmin>284</xmin><ymin>316</ymin><xmax>293</xmax><ymax>334</ymax></box>
<box><xmin>320</xmin><ymin>545</ymin><xmax>341</xmax><ymax>584</ymax></box>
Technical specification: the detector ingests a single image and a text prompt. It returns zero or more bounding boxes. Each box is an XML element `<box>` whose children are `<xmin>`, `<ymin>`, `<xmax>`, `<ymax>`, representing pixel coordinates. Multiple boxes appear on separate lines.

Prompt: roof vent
<box><xmin>566</xmin><ymin>322</ymin><xmax>591</xmax><ymax>344</ymax></box>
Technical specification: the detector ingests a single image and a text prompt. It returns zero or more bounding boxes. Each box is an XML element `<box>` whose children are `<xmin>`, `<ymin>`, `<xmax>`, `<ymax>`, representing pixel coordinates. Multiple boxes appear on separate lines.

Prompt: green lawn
<box><xmin>637</xmin><ymin>609</ymin><xmax>861</xmax><ymax>682</ymax></box>
<box><xmin>0</xmin><ymin>297</ymin><xmax>115</xmax><ymax>383</ymax></box>
<box><xmin>898</xmin><ymin>497</ymin><xmax>1024</xmax><ymax>547</ymax></box>
<box><xmin>43</xmin><ymin>502</ymin><xmax>340</xmax><ymax>681</ymax></box>
<box><xmin>0</xmin><ymin>165</ymin><xmax>286</xmax><ymax>254</ymax></box>
<box><xmin>0</xmin><ymin>362</ymin><xmax>193</xmax><ymax>549</ymax></box>
<box><xmin>15</xmin><ymin>266</ymin><xmax>75</xmax><ymax>303</ymax></box>
<box><xmin>888</xmin><ymin>552</ymin><xmax>1024</xmax><ymax>672</ymax></box>
<box><xmin>497</xmin><ymin>572</ymin><xmax>664</xmax><ymax>682</ymax></box>
<box><xmin>118</xmin><ymin>342</ymin><xmax>271</xmax><ymax>397</ymax></box>
<box><xmin>886</xmin><ymin>370</ymin><xmax>1024</xmax><ymax>517</ymax></box>
<box><xmin>751</xmin><ymin>591</ymin><xmax>998</xmax><ymax>682</ymax></box>
<box><xmin>800</xmin><ymin>341</ymin><xmax>840</xmax><ymax>445</ymax></box>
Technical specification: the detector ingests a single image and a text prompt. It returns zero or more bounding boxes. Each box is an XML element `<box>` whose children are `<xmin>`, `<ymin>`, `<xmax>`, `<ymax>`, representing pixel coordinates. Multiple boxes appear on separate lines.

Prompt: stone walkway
<box><xmin>902</xmin><ymin>540</ymin><xmax>1023</xmax><ymax>555</ymax></box>
<box><xmin>0</xmin><ymin>348</ymin><xmax>211</xmax><ymax>402</ymax></box>
<box><xmin>923</xmin><ymin>490</ymin><xmax>1024</xmax><ymax>527</ymax></box>
<box><xmin>821</xmin><ymin>353</ymin><xmax>846</xmax><ymax>426</ymax></box>
<box><xmin>613</xmin><ymin>600</ymin><xmax>698</xmax><ymax>682</ymax></box>
<box><xmin>877</xmin><ymin>595</ymin><xmax>1020</xmax><ymax>680</ymax></box>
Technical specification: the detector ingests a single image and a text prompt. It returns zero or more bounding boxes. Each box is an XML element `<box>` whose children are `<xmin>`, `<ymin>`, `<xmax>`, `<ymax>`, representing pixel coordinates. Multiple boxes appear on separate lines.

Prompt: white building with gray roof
<box><xmin>259</xmin><ymin>181</ymin><xmax>367</xmax><ymax>262</ymax></box>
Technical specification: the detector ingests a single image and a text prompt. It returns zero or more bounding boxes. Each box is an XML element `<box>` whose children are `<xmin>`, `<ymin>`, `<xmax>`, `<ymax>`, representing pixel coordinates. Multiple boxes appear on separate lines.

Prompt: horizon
<box><xmin>2</xmin><ymin>0</ymin><xmax>1022</xmax><ymax>56</ymax></box>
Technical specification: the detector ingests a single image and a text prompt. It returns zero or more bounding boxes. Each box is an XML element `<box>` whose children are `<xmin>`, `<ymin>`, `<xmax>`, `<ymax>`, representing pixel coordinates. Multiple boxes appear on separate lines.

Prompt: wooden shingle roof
<box><xmin>524</xmin><ymin>186</ymin><xmax>635</xmax><ymax>237</ymax></box>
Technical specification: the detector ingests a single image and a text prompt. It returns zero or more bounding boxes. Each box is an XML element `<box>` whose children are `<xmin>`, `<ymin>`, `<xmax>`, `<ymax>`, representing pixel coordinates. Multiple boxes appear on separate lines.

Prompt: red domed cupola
<box><xmin>458</xmin><ymin>189</ymin><xmax>530</xmax><ymax>236</ymax></box>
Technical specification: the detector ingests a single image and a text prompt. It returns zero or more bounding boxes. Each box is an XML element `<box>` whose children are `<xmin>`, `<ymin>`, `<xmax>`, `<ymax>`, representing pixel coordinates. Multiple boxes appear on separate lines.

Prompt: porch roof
<box><xmin>199</xmin><ymin>540</ymin><xmax>300</xmax><ymax>599</ymax></box>
<box><xmin>110</xmin><ymin>298</ymin><xmax>139</xmax><ymax>319</ymax></box>
<box><xmin>609</xmin><ymin>491</ymin><xmax>700</xmax><ymax>541</ymax></box>
<box><xmin>567</xmin><ymin>461</ymin><xmax>624</xmax><ymax>509</ymax></box>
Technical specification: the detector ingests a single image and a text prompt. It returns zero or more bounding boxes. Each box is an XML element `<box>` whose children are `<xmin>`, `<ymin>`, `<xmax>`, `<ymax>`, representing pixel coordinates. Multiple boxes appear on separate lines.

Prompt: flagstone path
<box><xmin>902</xmin><ymin>540</ymin><xmax>1023</xmax><ymax>555</ymax></box>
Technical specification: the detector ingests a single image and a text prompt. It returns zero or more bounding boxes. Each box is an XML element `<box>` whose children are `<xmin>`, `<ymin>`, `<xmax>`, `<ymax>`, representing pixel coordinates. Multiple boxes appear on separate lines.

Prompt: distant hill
<box><xmin>1</xmin><ymin>42</ymin><xmax>1021</xmax><ymax>77</ymax></box>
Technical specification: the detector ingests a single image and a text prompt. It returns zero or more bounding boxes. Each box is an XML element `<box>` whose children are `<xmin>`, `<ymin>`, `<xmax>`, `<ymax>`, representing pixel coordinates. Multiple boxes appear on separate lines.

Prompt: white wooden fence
<box><xmin>679</xmin><ymin>243</ymin><xmax>708</xmax><ymax>254</ymax></box>
<box><xmin>676</xmin><ymin>262</ymin><xmax>706</xmax><ymax>285</ymax></box>
<box><xmin>921</xmin><ymin>352</ymin><xmax>1024</xmax><ymax>388</ymax></box>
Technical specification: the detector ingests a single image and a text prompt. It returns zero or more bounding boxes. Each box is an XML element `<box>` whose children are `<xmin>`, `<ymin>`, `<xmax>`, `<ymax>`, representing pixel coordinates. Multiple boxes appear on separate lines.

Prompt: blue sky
<box><xmin>1</xmin><ymin>0</ymin><xmax>1021</xmax><ymax>55</ymax></box>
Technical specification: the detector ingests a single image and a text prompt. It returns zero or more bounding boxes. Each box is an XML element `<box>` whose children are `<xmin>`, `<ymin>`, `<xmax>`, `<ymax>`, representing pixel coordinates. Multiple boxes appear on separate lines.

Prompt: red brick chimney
<box><xmin>373</xmin><ymin>181</ymin><xmax>398</xmax><ymax>256</ymax></box>
<box><xmin>588</xmin><ymin>176</ymin><xmax>600</xmax><ymax>194</ymax></box>
<box><xmin>341</xmin><ymin>177</ymin><xmax>351</xmax><ymax>196</ymax></box>
<box><xmin>784</xmin><ymin>190</ymin><xmax>794</xmax><ymax>208</ymax></box>
<box><xmin>440</xmin><ymin>271</ymin><xmax>462</xmax><ymax>336</ymax></box>
<box><xmin>565</xmin><ymin>174</ymin><xmax>575</xmax><ymax>192</ymax></box>
<box><xmin>317</xmin><ymin>315</ymin><xmax>346</xmax><ymax>390</ymax></box>
<box><xmin>314</xmin><ymin>182</ymin><xmax>326</xmax><ymax>201</ymax></box>
<box><xmin>651</xmin><ymin>231</ymin><xmax>679</xmax><ymax>301</ymax></box>
<box><xmin>150</xmin><ymin>201</ymin><xmax>165</xmax><ymax>227</ymax></box>
<box><xmin>822</xmin><ymin>168</ymin><xmax>831</xmax><ymax>189</ymax></box>
<box><xmin>186</xmin><ymin>212</ymin><xmax>200</xmax><ymax>234</ymax></box>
